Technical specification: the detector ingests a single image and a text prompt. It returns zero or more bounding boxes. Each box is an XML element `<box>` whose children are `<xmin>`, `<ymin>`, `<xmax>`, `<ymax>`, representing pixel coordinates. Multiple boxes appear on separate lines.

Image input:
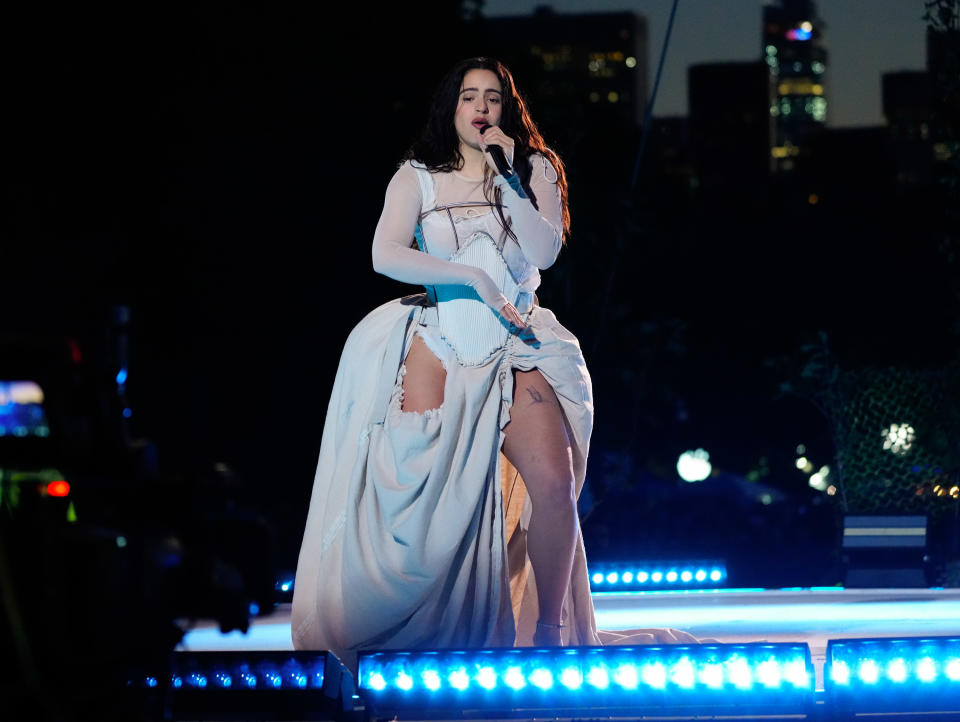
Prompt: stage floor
<box><xmin>177</xmin><ymin>587</ymin><xmax>960</xmax><ymax>692</ymax></box>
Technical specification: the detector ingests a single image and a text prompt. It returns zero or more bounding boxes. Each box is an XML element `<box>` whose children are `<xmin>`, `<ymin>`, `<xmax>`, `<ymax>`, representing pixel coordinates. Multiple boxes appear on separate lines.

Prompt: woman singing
<box><xmin>292</xmin><ymin>57</ymin><xmax>639</xmax><ymax>669</ymax></box>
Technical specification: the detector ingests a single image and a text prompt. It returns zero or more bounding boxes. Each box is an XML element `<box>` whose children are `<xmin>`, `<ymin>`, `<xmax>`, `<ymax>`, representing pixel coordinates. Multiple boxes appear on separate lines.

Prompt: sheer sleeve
<box><xmin>493</xmin><ymin>153</ymin><xmax>564</xmax><ymax>270</ymax></box>
<box><xmin>371</xmin><ymin>162</ymin><xmax>509</xmax><ymax>311</ymax></box>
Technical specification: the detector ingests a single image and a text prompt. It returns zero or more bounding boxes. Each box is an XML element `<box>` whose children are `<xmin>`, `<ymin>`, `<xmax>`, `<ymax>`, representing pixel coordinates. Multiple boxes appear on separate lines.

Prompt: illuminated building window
<box><xmin>779</xmin><ymin>80</ymin><xmax>823</xmax><ymax>96</ymax></box>
<box><xmin>811</xmin><ymin>97</ymin><xmax>827</xmax><ymax>122</ymax></box>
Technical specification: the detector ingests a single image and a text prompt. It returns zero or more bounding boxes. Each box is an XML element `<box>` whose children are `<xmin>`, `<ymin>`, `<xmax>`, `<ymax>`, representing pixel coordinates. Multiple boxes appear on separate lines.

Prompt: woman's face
<box><xmin>454</xmin><ymin>68</ymin><xmax>503</xmax><ymax>153</ymax></box>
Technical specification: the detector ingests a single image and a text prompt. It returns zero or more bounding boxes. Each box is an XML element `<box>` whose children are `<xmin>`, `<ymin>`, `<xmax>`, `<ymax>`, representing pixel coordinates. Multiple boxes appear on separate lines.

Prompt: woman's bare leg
<box><xmin>400</xmin><ymin>334</ymin><xmax>445</xmax><ymax>413</ymax></box>
<box><xmin>501</xmin><ymin>368</ymin><xmax>577</xmax><ymax>646</ymax></box>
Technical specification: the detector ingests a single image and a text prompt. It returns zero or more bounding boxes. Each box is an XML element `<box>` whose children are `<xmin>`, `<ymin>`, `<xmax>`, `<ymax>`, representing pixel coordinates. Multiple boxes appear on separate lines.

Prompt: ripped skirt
<box><xmin>291</xmin><ymin>293</ymin><xmax>601</xmax><ymax>671</ymax></box>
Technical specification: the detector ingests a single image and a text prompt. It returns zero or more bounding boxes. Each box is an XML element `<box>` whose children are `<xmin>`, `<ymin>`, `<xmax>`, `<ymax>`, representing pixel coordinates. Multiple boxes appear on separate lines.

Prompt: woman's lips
<box><xmin>472</xmin><ymin>119</ymin><xmax>489</xmax><ymax>130</ymax></box>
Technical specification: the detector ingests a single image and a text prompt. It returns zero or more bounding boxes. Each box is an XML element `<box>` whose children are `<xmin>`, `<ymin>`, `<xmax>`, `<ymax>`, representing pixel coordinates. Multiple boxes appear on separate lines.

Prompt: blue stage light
<box><xmin>476</xmin><ymin>666</ymin><xmax>497</xmax><ymax>690</ymax></box>
<box><xmin>529</xmin><ymin>667</ymin><xmax>553</xmax><ymax>690</ymax></box>
<box><xmin>396</xmin><ymin>671</ymin><xmax>413</xmax><ymax>691</ymax></box>
<box><xmin>622</xmin><ymin>572</ymin><xmax>634</xmax><ymax>583</ymax></box>
<box><xmin>726</xmin><ymin>655</ymin><xmax>753</xmax><ymax>689</ymax></box>
<box><xmin>116</xmin><ymin>368</ymin><xmax>128</xmax><ymax>385</ymax></box>
<box><xmin>695</xmin><ymin>569</ymin><xmax>707</xmax><ymax>582</ymax></box>
<box><xmin>637</xmin><ymin>571</ymin><xmax>649</xmax><ymax>582</ymax></box>
<box><xmin>670</xmin><ymin>657</ymin><xmax>695</xmax><ymax>688</ymax></box>
<box><xmin>827</xmin><ymin>636</ymin><xmax>960</xmax><ymax>715</ymax></box>
<box><xmin>560</xmin><ymin>666</ymin><xmax>583</xmax><ymax>690</ymax></box>
<box><xmin>504</xmin><ymin>666</ymin><xmax>526</xmax><ymax>690</ymax></box>
<box><xmin>586</xmin><ymin>666</ymin><xmax>610</xmax><ymax>689</ymax></box>
<box><xmin>651</xmin><ymin>572</ymin><xmax>663</xmax><ymax>582</ymax></box>
<box><xmin>145</xmin><ymin>676</ymin><xmax>158</xmax><ymax>688</ymax></box>
<box><xmin>615</xmin><ymin>663</ymin><xmax>641</xmax><ymax>689</ymax></box>
<box><xmin>887</xmin><ymin>658</ymin><xmax>908</xmax><ymax>683</ymax></box>
<box><xmin>213</xmin><ymin>672</ymin><xmax>232</xmax><ymax>688</ymax></box>
<box><xmin>592</xmin><ymin>572</ymin><xmax>603</xmax><ymax>584</ymax></box>
<box><xmin>681</xmin><ymin>570</ymin><xmax>693</xmax><ymax>582</ymax></box>
<box><xmin>606</xmin><ymin>572</ymin><xmax>619</xmax><ymax>584</ymax></box>
<box><xmin>449</xmin><ymin>668</ymin><xmax>470</xmax><ymax>690</ymax></box>
<box><xmin>369</xmin><ymin>672</ymin><xmax>387</xmax><ymax>691</ymax></box>
<box><xmin>187</xmin><ymin>673</ymin><xmax>208</xmax><ymax>689</ymax></box>
<box><xmin>699</xmin><ymin>662</ymin><xmax>723</xmax><ymax>689</ymax></box>
<box><xmin>917</xmin><ymin>657</ymin><xmax>936</xmax><ymax>682</ymax></box>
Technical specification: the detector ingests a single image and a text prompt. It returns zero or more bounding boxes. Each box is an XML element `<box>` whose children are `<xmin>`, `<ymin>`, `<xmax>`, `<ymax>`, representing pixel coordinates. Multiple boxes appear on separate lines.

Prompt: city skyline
<box><xmin>482</xmin><ymin>0</ymin><xmax>929</xmax><ymax>128</ymax></box>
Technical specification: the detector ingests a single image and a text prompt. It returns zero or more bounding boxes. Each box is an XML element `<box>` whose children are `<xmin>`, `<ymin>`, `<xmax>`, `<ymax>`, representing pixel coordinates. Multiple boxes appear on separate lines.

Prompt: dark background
<box><xmin>5</xmin><ymin>3</ymin><xmax>958</xmax><ymax>589</ymax></box>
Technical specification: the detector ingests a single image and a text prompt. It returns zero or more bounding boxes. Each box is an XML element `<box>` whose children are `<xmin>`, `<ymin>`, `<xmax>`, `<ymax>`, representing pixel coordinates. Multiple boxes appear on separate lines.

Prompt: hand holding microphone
<box><xmin>477</xmin><ymin>123</ymin><xmax>515</xmax><ymax>178</ymax></box>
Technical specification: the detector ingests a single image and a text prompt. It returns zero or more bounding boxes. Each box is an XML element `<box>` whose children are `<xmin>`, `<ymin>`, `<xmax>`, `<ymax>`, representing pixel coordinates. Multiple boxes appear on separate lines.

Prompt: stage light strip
<box><xmin>826</xmin><ymin>636</ymin><xmax>960</xmax><ymax>714</ymax></box>
<box><xmin>132</xmin><ymin>651</ymin><xmax>351</xmax><ymax>695</ymax></box>
<box><xmin>589</xmin><ymin>561</ymin><xmax>727</xmax><ymax>590</ymax></box>
<box><xmin>132</xmin><ymin>651</ymin><xmax>355</xmax><ymax>721</ymax></box>
<box><xmin>358</xmin><ymin>643</ymin><xmax>812</xmax><ymax>717</ymax></box>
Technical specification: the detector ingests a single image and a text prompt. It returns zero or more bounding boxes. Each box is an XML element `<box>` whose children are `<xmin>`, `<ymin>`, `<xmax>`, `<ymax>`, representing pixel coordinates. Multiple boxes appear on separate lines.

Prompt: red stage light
<box><xmin>47</xmin><ymin>480</ymin><xmax>70</xmax><ymax>497</ymax></box>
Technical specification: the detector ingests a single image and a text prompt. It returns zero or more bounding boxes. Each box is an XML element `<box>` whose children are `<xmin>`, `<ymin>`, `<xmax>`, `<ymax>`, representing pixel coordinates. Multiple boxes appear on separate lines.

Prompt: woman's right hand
<box><xmin>466</xmin><ymin>267</ymin><xmax>526</xmax><ymax>329</ymax></box>
<box><xmin>498</xmin><ymin>301</ymin><xmax>526</xmax><ymax>329</ymax></box>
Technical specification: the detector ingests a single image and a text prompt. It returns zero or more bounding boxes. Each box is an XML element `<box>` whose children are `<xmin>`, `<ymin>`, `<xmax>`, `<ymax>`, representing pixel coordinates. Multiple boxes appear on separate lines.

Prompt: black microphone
<box><xmin>478</xmin><ymin>123</ymin><xmax>514</xmax><ymax>178</ymax></box>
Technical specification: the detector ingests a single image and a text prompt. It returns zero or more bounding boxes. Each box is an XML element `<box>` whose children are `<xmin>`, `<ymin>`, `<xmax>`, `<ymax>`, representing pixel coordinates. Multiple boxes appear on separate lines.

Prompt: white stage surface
<box><xmin>177</xmin><ymin>587</ymin><xmax>960</xmax><ymax>692</ymax></box>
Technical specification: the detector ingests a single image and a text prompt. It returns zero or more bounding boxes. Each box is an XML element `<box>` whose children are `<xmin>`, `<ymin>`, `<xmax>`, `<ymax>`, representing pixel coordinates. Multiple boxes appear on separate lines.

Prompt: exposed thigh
<box><xmin>502</xmin><ymin>369</ymin><xmax>574</xmax><ymax>499</ymax></box>
<box><xmin>400</xmin><ymin>333</ymin><xmax>446</xmax><ymax>413</ymax></box>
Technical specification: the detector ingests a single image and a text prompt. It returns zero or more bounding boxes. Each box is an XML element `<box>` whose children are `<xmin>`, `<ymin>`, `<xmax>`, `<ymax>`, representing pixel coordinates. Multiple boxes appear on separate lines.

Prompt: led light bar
<box><xmin>358</xmin><ymin>643</ymin><xmax>812</xmax><ymax>718</ymax></box>
<box><xmin>133</xmin><ymin>651</ymin><xmax>353</xmax><ymax>721</ymax></box>
<box><xmin>590</xmin><ymin>561</ymin><xmax>727</xmax><ymax>591</ymax></box>
<box><xmin>827</xmin><ymin>636</ymin><xmax>960</xmax><ymax>715</ymax></box>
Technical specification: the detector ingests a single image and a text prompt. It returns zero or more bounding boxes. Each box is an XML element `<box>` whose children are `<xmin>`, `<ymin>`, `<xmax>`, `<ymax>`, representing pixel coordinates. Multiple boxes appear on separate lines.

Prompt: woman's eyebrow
<box><xmin>459</xmin><ymin>87</ymin><xmax>503</xmax><ymax>95</ymax></box>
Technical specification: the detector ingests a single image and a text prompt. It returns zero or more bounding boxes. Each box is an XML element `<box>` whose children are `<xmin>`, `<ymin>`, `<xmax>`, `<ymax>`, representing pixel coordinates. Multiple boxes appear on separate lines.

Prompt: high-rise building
<box><xmin>762</xmin><ymin>0</ymin><xmax>829</xmax><ymax>172</ymax></box>
<box><xmin>480</xmin><ymin>8</ymin><xmax>648</xmax><ymax>131</ymax></box>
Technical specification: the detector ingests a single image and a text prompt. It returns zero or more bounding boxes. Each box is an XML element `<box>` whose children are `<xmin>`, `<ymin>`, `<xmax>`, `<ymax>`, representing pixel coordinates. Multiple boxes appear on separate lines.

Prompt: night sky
<box><xmin>5</xmin><ymin>2</ymin><xmax>957</xmax><ymax>584</ymax></box>
<box><xmin>484</xmin><ymin>0</ymin><xmax>930</xmax><ymax>127</ymax></box>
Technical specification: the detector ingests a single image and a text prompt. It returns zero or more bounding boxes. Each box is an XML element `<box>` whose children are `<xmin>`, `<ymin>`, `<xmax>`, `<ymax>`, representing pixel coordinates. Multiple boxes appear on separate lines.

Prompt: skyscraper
<box><xmin>479</xmin><ymin>8</ymin><xmax>648</xmax><ymax>131</ymax></box>
<box><xmin>762</xmin><ymin>0</ymin><xmax>828</xmax><ymax>172</ymax></box>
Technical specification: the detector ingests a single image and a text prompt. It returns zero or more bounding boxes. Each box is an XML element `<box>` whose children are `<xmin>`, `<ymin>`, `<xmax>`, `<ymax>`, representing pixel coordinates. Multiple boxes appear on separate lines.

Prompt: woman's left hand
<box><xmin>477</xmin><ymin>125</ymin><xmax>515</xmax><ymax>174</ymax></box>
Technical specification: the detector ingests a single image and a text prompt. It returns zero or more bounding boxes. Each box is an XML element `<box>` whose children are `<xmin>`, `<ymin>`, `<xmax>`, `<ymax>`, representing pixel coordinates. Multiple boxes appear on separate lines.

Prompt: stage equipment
<box><xmin>843</xmin><ymin>514</ymin><xmax>928</xmax><ymax>587</ymax></box>
<box><xmin>589</xmin><ymin>560</ymin><xmax>727</xmax><ymax>591</ymax></box>
<box><xmin>358</xmin><ymin>642</ymin><xmax>813</xmax><ymax>719</ymax></box>
<box><xmin>135</xmin><ymin>650</ymin><xmax>354</xmax><ymax>721</ymax></box>
<box><xmin>826</xmin><ymin>636</ymin><xmax>960</xmax><ymax>716</ymax></box>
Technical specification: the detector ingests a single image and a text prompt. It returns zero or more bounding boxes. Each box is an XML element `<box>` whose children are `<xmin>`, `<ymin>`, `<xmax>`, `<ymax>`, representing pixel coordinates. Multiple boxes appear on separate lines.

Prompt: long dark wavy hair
<box><xmin>406</xmin><ymin>57</ymin><xmax>570</xmax><ymax>240</ymax></box>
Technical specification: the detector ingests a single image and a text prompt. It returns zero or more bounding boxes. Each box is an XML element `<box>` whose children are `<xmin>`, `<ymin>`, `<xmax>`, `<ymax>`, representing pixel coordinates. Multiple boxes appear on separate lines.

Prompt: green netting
<box><xmin>823</xmin><ymin>366</ymin><xmax>960</xmax><ymax>517</ymax></box>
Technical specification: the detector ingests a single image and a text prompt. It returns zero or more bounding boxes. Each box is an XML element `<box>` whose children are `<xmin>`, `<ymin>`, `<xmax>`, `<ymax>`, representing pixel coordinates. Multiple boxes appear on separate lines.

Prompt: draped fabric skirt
<box><xmin>291</xmin><ymin>294</ymin><xmax>601</xmax><ymax>671</ymax></box>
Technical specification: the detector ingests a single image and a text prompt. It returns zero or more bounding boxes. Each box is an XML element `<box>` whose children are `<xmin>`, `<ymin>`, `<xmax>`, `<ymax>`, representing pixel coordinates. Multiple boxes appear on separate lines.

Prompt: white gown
<box><xmin>291</xmin><ymin>156</ymin><xmax>602</xmax><ymax>671</ymax></box>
